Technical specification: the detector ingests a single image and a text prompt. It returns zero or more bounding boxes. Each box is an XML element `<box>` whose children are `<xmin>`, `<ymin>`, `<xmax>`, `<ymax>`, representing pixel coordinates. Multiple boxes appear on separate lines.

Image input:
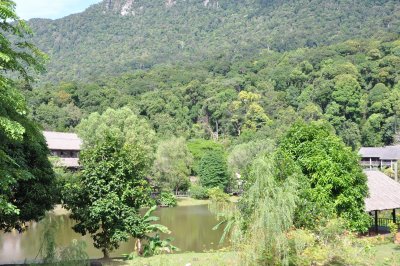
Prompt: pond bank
<box><xmin>99</xmin><ymin>251</ymin><xmax>237</xmax><ymax>266</ymax></box>
<box><xmin>104</xmin><ymin>241</ymin><xmax>398</xmax><ymax>266</ymax></box>
<box><xmin>50</xmin><ymin>196</ymin><xmax>239</xmax><ymax>215</ymax></box>
<box><xmin>176</xmin><ymin>196</ymin><xmax>239</xmax><ymax>207</ymax></box>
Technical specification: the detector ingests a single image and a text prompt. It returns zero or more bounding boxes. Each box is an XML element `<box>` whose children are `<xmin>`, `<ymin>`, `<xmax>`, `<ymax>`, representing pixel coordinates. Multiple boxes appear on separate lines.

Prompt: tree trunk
<box><xmin>102</xmin><ymin>248</ymin><xmax>110</xmax><ymax>259</ymax></box>
<box><xmin>135</xmin><ymin>239</ymin><xmax>143</xmax><ymax>256</ymax></box>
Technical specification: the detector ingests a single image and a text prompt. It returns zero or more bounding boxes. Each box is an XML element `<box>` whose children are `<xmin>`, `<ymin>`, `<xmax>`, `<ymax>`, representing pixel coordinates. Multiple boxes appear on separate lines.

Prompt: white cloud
<box><xmin>14</xmin><ymin>0</ymin><xmax>102</xmax><ymax>20</ymax></box>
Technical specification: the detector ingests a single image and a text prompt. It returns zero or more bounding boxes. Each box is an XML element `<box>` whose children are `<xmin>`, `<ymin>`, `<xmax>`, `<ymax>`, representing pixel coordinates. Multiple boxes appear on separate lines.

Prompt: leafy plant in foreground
<box><xmin>157</xmin><ymin>192</ymin><xmax>177</xmax><ymax>207</ymax></box>
<box><xmin>134</xmin><ymin>205</ymin><xmax>178</xmax><ymax>256</ymax></box>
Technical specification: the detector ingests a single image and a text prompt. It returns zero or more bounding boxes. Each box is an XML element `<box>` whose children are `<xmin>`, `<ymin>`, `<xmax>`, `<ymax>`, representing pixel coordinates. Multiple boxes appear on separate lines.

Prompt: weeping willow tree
<box><xmin>236</xmin><ymin>154</ymin><xmax>301</xmax><ymax>266</ymax></box>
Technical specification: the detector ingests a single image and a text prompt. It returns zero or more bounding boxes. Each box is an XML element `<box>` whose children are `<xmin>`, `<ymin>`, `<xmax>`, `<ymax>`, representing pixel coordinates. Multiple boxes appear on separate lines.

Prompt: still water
<box><xmin>0</xmin><ymin>205</ymin><xmax>225</xmax><ymax>264</ymax></box>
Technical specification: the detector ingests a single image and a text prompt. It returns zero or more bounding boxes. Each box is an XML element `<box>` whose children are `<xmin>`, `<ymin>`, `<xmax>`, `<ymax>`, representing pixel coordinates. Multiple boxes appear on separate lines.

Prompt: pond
<box><xmin>0</xmin><ymin>205</ymin><xmax>226</xmax><ymax>264</ymax></box>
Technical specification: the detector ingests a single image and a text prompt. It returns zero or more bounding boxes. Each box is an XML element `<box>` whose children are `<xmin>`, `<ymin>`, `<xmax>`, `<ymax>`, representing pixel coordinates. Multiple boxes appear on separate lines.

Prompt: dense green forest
<box><xmin>25</xmin><ymin>0</ymin><xmax>400</xmax><ymax>83</ymax></box>
<box><xmin>25</xmin><ymin>37</ymin><xmax>400</xmax><ymax>148</ymax></box>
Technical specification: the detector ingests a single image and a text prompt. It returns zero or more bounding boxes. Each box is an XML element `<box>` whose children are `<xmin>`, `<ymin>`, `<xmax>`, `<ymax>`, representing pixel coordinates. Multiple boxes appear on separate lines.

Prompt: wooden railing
<box><xmin>174</xmin><ymin>191</ymin><xmax>189</xmax><ymax>198</ymax></box>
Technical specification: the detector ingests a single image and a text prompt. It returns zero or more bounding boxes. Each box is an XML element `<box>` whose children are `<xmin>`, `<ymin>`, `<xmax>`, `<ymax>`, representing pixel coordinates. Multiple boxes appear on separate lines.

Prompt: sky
<box><xmin>15</xmin><ymin>0</ymin><xmax>102</xmax><ymax>20</ymax></box>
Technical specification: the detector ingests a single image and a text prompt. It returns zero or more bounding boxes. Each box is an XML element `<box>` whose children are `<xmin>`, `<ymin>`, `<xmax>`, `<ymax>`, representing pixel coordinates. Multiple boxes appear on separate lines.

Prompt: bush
<box><xmin>157</xmin><ymin>192</ymin><xmax>177</xmax><ymax>207</ymax></box>
<box><xmin>388</xmin><ymin>221</ymin><xmax>398</xmax><ymax>243</ymax></box>
<box><xmin>190</xmin><ymin>185</ymin><xmax>209</xmax><ymax>199</ymax></box>
<box><xmin>208</xmin><ymin>187</ymin><xmax>230</xmax><ymax>203</ymax></box>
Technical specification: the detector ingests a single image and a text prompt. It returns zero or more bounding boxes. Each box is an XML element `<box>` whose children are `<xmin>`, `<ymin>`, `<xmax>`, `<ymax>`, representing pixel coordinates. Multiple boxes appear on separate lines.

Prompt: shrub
<box><xmin>208</xmin><ymin>187</ymin><xmax>230</xmax><ymax>203</ymax></box>
<box><xmin>190</xmin><ymin>185</ymin><xmax>209</xmax><ymax>199</ymax></box>
<box><xmin>157</xmin><ymin>192</ymin><xmax>177</xmax><ymax>207</ymax></box>
<box><xmin>388</xmin><ymin>221</ymin><xmax>398</xmax><ymax>243</ymax></box>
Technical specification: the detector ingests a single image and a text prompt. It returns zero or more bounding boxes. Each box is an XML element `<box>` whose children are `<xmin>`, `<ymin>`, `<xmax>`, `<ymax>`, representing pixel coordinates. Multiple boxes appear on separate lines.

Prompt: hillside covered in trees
<box><xmin>26</xmin><ymin>0</ymin><xmax>400</xmax><ymax>83</ymax></box>
<box><xmin>25</xmin><ymin>37</ymin><xmax>400</xmax><ymax>148</ymax></box>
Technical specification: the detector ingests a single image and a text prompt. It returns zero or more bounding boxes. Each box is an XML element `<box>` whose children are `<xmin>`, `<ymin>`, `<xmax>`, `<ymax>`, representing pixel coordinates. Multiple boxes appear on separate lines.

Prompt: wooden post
<box><xmin>395</xmin><ymin>161</ymin><xmax>398</xmax><ymax>182</ymax></box>
<box><xmin>375</xmin><ymin>210</ymin><xmax>379</xmax><ymax>234</ymax></box>
<box><xmin>393</xmin><ymin>209</ymin><xmax>397</xmax><ymax>224</ymax></box>
<box><xmin>370</xmin><ymin>157</ymin><xmax>372</xmax><ymax>170</ymax></box>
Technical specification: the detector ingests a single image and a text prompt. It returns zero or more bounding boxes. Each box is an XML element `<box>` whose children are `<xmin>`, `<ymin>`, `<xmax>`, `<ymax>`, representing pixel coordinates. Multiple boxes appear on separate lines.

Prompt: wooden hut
<box><xmin>359</xmin><ymin>145</ymin><xmax>400</xmax><ymax>181</ymax></box>
<box><xmin>43</xmin><ymin>131</ymin><xmax>82</xmax><ymax>169</ymax></box>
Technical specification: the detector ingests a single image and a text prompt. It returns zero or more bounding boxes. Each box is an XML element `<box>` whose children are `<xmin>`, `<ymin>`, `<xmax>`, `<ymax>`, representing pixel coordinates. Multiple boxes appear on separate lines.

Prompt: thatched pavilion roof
<box><xmin>364</xmin><ymin>170</ymin><xmax>400</xmax><ymax>212</ymax></box>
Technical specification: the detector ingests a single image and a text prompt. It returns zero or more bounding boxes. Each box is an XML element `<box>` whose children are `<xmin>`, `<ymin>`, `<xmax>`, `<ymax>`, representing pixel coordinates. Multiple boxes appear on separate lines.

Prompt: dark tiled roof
<box><xmin>359</xmin><ymin>145</ymin><xmax>400</xmax><ymax>160</ymax></box>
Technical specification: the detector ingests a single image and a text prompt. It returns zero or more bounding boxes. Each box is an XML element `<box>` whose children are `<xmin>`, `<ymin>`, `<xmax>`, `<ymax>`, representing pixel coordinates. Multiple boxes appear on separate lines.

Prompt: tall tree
<box><xmin>63</xmin><ymin>135</ymin><xmax>152</xmax><ymax>258</ymax></box>
<box><xmin>0</xmin><ymin>0</ymin><xmax>57</xmax><ymax>232</ymax></box>
<box><xmin>153</xmin><ymin>137</ymin><xmax>193</xmax><ymax>193</ymax></box>
<box><xmin>277</xmin><ymin>121</ymin><xmax>370</xmax><ymax>231</ymax></box>
<box><xmin>76</xmin><ymin>107</ymin><xmax>156</xmax><ymax>164</ymax></box>
<box><xmin>199</xmin><ymin>150</ymin><xmax>229</xmax><ymax>190</ymax></box>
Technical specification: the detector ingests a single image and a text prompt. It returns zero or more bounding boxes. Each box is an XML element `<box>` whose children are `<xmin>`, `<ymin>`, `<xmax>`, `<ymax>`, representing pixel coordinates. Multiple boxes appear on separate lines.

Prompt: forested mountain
<box><xmin>27</xmin><ymin>0</ymin><xmax>400</xmax><ymax>83</ymax></box>
<box><xmin>24</xmin><ymin>38</ymin><xmax>400</xmax><ymax>148</ymax></box>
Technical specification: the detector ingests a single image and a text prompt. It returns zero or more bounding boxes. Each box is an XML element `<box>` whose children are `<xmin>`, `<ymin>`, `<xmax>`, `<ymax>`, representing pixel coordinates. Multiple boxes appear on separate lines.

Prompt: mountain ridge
<box><xmin>26</xmin><ymin>0</ymin><xmax>400</xmax><ymax>83</ymax></box>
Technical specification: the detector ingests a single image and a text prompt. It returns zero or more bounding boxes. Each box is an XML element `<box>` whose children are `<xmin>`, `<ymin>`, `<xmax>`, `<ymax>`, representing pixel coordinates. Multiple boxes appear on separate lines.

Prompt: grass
<box><xmin>176</xmin><ymin>197</ymin><xmax>210</xmax><ymax>206</ymax></box>
<box><xmin>176</xmin><ymin>196</ymin><xmax>239</xmax><ymax>207</ymax></box>
<box><xmin>371</xmin><ymin>242</ymin><xmax>400</xmax><ymax>265</ymax></box>
<box><xmin>105</xmin><ymin>251</ymin><xmax>237</xmax><ymax>266</ymax></box>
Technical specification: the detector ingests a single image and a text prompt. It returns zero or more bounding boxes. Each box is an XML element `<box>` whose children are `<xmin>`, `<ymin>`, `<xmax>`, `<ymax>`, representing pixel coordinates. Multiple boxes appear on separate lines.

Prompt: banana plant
<box><xmin>134</xmin><ymin>205</ymin><xmax>179</xmax><ymax>256</ymax></box>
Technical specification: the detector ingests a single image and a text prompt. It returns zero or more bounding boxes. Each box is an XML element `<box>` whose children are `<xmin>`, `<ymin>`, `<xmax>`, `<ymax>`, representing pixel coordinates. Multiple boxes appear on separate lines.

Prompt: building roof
<box><xmin>364</xmin><ymin>170</ymin><xmax>400</xmax><ymax>212</ymax></box>
<box><xmin>359</xmin><ymin>145</ymin><xmax>400</xmax><ymax>160</ymax></box>
<box><xmin>43</xmin><ymin>131</ymin><xmax>82</xmax><ymax>151</ymax></box>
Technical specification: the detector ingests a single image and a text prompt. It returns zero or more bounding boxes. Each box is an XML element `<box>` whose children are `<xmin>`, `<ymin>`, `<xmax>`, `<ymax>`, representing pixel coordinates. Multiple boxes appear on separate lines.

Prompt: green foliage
<box><xmin>278</xmin><ymin>121</ymin><xmax>370</xmax><ymax>231</ymax></box>
<box><xmin>38</xmin><ymin>217</ymin><xmax>89</xmax><ymax>266</ymax></box>
<box><xmin>288</xmin><ymin>219</ymin><xmax>373</xmax><ymax>266</ymax></box>
<box><xmin>227</xmin><ymin>139</ymin><xmax>275</xmax><ymax>181</ymax></box>
<box><xmin>0</xmin><ymin>119</ymin><xmax>59</xmax><ymax>232</ymax></box>
<box><xmin>235</xmin><ymin>155</ymin><xmax>373</xmax><ymax>265</ymax></box>
<box><xmin>208</xmin><ymin>187</ymin><xmax>230</xmax><ymax>203</ymax></box>
<box><xmin>0</xmin><ymin>0</ymin><xmax>58</xmax><ymax>232</ymax></box>
<box><xmin>26</xmin><ymin>37</ymin><xmax>400</xmax><ymax>149</ymax></box>
<box><xmin>153</xmin><ymin>137</ymin><xmax>192</xmax><ymax>192</ymax></box>
<box><xmin>237</xmin><ymin>155</ymin><xmax>300</xmax><ymax>265</ymax></box>
<box><xmin>25</xmin><ymin>0</ymin><xmax>400</xmax><ymax>84</ymax></box>
<box><xmin>230</xmin><ymin>91</ymin><xmax>272</xmax><ymax>135</ymax></box>
<box><xmin>142</xmin><ymin>234</ymin><xmax>179</xmax><ymax>257</ymax></box>
<box><xmin>189</xmin><ymin>185</ymin><xmax>209</xmax><ymax>200</ymax></box>
<box><xmin>157</xmin><ymin>192</ymin><xmax>177</xmax><ymax>207</ymax></box>
<box><xmin>388</xmin><ymin>221</ymin><xmax>398</xmax><ymax>243</ymax></box>
<box><xmin>76</xmin><ymin>107</ymin><xmax>156</xmax><ymax>154</ymax></box>
<box><xmin>134</xmin><ymin>205</ymin><xmax>177</xmax><ymax>256</ymax></box>
<box><xmin>187</xmin><ymin>139</ymin><xmax>224</xmax><ymax>175</ymax></box>
<box><xmin>63</xmin><ymin>135</ymin><xmax>152</xmax><ymax>258</ymax></box>
<box><xmin>208</xmin><ymin>187</ymin><xmax>235</xmax><ymax>245</ymax></box>
<box><xmin>199</xmin><ymin>150</ymin><xmax>229</xmax><ymax>190</ymax></box>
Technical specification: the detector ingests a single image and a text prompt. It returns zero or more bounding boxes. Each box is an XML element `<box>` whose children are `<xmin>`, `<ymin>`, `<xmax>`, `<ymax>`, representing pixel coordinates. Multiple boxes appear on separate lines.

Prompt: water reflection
<box><xmin>0</xmin><ymin>205</ymin><xmax>225</xmax><ymax>264</ymax></box>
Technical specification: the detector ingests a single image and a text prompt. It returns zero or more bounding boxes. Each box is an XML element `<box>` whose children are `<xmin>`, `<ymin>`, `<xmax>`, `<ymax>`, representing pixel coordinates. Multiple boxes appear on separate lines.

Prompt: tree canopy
<box><xmin>0</xmin><ymin>0</ymin><xmax>57</xmax><ymax>232</ymax></box>
<box><xmin>63</xmin><ymin>135</ymin><xmax>152</xmax><ymax>258</ymax></box>
<box><xmin>153</xmin><ymin>137</ymin><xmax>193</xmax><ymax>193</ymax></box>
<box><xmin>277</xmin><ymin>121</ymin><xmax>370</xmax><ymax>231</ymax></box>
<box><xmin>24</xmin><ymin>0</ymin><xmax>400</xmax><ymax>83</ymax></box>
<box><xmin>199</xmin><ymin>150</ymin><xmax>229</xmax><ymax>190</ymax></box>
<box><xmin>25</xmin><ymin>37</ymin><xmax>400</xmax><ymax>148</ymax></box>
